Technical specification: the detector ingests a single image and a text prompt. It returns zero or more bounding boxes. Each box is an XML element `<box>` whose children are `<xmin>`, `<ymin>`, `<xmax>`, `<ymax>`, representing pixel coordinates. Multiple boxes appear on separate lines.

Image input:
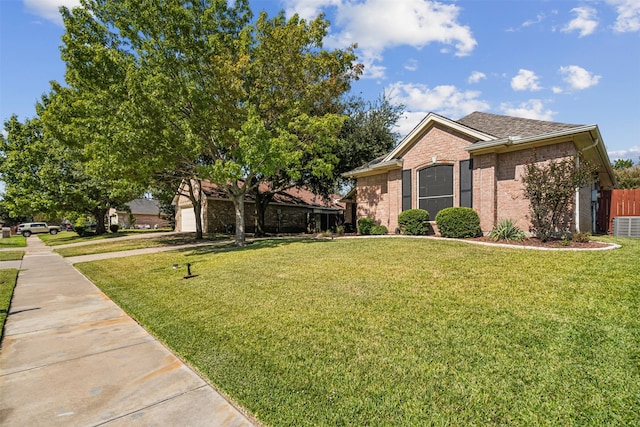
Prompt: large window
<box><xmin>418</xmin><ymin>164</ymin><xmax>453</xmax><ymax>217</ymax></box>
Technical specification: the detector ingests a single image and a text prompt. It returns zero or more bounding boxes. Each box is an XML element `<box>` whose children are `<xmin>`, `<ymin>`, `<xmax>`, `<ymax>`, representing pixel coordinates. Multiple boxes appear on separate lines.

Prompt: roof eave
<box><xmin>385</xmin><ymin>112</ymin><xmax>495</xmax><ymax>161</ymax></box>
<box><xmin>464</xmin><ymin>124</ymin><xmax>600</xmax><ymax>153</ymax></box>
<box><xmin>342</xmin><ymin>159</ymin><xmax>404</xmax><ymax>178</ymax></box>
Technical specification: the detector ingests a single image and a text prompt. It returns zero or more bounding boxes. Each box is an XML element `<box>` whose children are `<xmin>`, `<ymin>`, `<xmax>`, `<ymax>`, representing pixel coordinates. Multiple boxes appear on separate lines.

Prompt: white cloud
<box><xmin>283</xmin><ymin>0</ymin><xmax>343</xmax><ymax>21</ymax></box>
<box><xmin>24</xmin><ymin>0</ymin><xmax>81</xmax><ymax>26</ymax></box>
<box><xmin>386</xmin><ymin>81</ymin><xmax>490</xmax><ymax>121</ymax></box>
<box><xmin>468</xmin><ymin>71</ymin><xmax>486</xmax><ymax>84</ymax></box>
<box><xmin>508</xmin><ymin>12</ymin><xmax>546</xmax><ymax>32</ymax></box>
<box><xmin>286</xmin><ymin>0</ymin><xmax>477</xmax><ymax>79</ymax></box>
<box><xmin>511</xmin><ymin>69</ymin><xmax>542</xmax><ymax>91</ymax></box>
<box><xmin>608</xmin><ymin>146</ymin><xmax>640</xmax><ymax>162</ymax></box>
<box><xmin>404</xmin><ymin>59</ymin><xmax>419</xmax><ymax>72</ymax></box>
<box><xmin>559</xmin><ymin>65</ymin><xmax>601</xmax><ymax>90</ymax></box>
<box><xmin>562</xmin><ymin>6</ymin><xmax>599</xmax><ymax>37</ymax></box>
<box><xmin>394</xmin><ymin>111</ymin><xmax>430</xmax><ymax>138</ymax></box>
<box><xmin>606</xmin><ymin>0</ymin><xmax>640</xmax><ymax>32</ymax></box>
<box><xmin>499</xmin><ymin>99</ymin><xmax>556</xmax><ymax>121</ymax></box>
<box><xmin>552</xmin><ymin>86</ymin><xmax>563</xmax><ymax>94</ymax></box>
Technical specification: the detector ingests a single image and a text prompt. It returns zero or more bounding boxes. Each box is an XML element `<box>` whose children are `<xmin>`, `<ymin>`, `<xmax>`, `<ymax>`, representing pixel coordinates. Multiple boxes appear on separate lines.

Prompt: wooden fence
<box><xmin>598</xmin><ymin>189</ymin><xmax>640</xmax><ymax>233</ymax></box>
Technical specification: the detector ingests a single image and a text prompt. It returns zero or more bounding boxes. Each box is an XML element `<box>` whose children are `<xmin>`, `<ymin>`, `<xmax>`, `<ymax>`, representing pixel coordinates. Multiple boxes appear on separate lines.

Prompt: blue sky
<box><xmin>1</xmin><ymin>0</ymin><xmax>639</xmax><ymax>162</ymax></box>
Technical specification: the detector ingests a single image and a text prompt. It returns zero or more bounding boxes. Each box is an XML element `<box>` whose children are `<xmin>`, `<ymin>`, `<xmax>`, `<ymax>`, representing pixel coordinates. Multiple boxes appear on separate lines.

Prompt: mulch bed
<box><xmin>468</xmin><ymin>235</ymin><xmax>611</xmax><ymax>249</ymax></box>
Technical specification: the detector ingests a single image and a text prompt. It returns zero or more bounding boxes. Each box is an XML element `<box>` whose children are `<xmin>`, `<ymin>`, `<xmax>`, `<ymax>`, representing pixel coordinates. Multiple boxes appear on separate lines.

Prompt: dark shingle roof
<box><xmin>125</xmin><ymin>198</ymin><xmax>161</xmax><ymax>215</ymax></box>
<box><xmin>457</xmin><ymin>111</ymin><xmax>584</xmax><ymax>139</ymax></box>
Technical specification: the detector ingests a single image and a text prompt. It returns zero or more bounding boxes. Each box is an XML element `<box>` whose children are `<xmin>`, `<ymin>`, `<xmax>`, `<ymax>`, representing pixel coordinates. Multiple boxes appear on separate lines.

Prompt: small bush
<box><xmin>109</xmin><ymin>224</ymin><xmax>120</xmax><ymax>233</ymax></box>
<box><xmin>573</xmin><ymin>232</ymin><xmax>591</xmax><ymax>243</ymax></box>
<box><xmin>489</xmin><ymin>219</ymin><xmax>526</xmax><ymax>242</ymax></box>
<box><xmin>397</xmin><ymin>209</ymin><xmax>430</xmax><ymax>235</ymax></box>
<box><xmin>370</xmin><ymin>225</ymin><xmax>388</xmax><ymax>235</ymax></box>
<box><xmin>357</xmin><ymin>218</ymin><xmax>376</xmax><ymax>235</ymax></box>
<box><xmin>435</xmin><ymin>207</ymin><xmax>481</xmax><ymax>238</ymax></box>
<box><xmin>74</xmin><ymin>217</ymin><xmax>88</xmax><ymax>237</ymax></box>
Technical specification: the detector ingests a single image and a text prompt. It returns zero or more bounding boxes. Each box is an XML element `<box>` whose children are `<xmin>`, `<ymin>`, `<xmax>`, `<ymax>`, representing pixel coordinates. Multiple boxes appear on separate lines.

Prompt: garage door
<box><xmin>180</xmin><ymin>207</ymin><xmax>197</xmax><ymax>232</ymax></box>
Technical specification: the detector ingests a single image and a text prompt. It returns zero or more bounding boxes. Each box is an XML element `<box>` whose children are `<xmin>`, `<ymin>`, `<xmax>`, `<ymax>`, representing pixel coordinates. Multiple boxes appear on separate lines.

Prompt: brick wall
<box><xmin>356</xmin><ymin>124</ymin><xmax>476</xmax><ymax>232</ymax></box>
<box><xmin>354</xmin><ymin>130</ymin><xmax>591</xmax><ymax>235</ymax></box>
<box><xmin>355</xmin><ymin>173</ymin><xmax>389</xmax><ymax>228</ymax></box>
<box><xmin>491</xmin><ymin>141</ymin><xmax>578</xmax><ymax>233</ymax></box>
<box><xmin>473</xmin><ymin>153</ymin><xmax>497</xmax><ymax>232</ymax></box>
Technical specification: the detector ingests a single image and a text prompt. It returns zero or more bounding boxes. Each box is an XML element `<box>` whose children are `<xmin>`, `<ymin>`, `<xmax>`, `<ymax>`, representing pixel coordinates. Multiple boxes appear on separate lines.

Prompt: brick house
<box><xmin>342</xmin><ymin>111</ymin><xmax>616</xmax><ymax>235</ymax></box>
<box><xmin>174</xmin><ymin>180</ymin><xmax>344</xmax><ymax>234</ymax></box>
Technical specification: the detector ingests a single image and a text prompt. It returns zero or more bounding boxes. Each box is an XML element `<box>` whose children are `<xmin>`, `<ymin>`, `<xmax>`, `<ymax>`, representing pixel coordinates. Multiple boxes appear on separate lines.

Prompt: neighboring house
<box><xmin>173</xmin><ymin>180</ymin><xmax>344</xmax><ymax>234</ymax></box>
<box><xmin>109</xmin><ymin>198</ymin><xmax>172</xmax><ymax>229</ymax></box>
<box><xmin>343</xmin><ymin>111</ymin><xmax>616</xmax><ymax>235</ymax></box>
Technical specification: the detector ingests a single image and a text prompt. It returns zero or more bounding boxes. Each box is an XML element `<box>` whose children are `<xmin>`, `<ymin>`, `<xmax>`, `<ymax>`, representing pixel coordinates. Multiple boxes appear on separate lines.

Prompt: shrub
<box><xmin>435</xmin><ymin>207</ymin><xmax>481</xmax><ymax>238</ymax></box>
<box><xmin>109</xmin><ymin>224</ymin><xmax>120</xmax><ymax>233</ymax></box>
<box><xmin>74</xmin><ymin>217</ymin><xmax>88</xmax><ymax>237</ymax></box>
<box><xmin>397</xmin><ymin>209</ymin><xmax>430</xmax><ymax>235</ymax></box>
<box><xmin>357</xmin><ymin>218</ymin><xmax>375</xmax><ymax>235</ymax></box>
<box><xmin>489</xmin><ymin>219</ymin><xmax>526</xmax><ymax>242</ymax></box>
<box><xmin>521</xmin><ymin>154</ymin><xmax>598</xmax><ymax>241</ymax></box>
<box><xmin>370</xmin><ymin>225</ymin><xmax>388</xmax><ymax>235</ymax></box>
<box><xmin>573</xmin><ymin>232</ymin><xmax>591</xmax><ymax>243</ymax></box>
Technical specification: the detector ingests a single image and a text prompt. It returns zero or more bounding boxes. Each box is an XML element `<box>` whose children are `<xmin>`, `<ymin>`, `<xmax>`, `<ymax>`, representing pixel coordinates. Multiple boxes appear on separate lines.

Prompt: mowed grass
<box><xmin>0</xmin><ymin>251</ymin><xmax>24</xmax><ymax>261</ymax></box>
<box><xmin>77</xmin><ymin>237</ymin><xmax>640</xmax><ymax>426</ymax></box>
<box><xmin>0</xmin><ymin>269</ymin><xmax>19</xmax><ymax>333</ymax></box>
<box><xmin>0</xmin><ymin>235</ymin><xmax>26</xmax><ymax>248</ymax></box>
<box><xmin>53</xmin><ymin>233</ymin><xmax>229</xmax><ymax>257</ymax></box>
<box><xmin>39</xmin><ymin>228</ymin><xmax>173</xmax><ymax>246</ymax></box>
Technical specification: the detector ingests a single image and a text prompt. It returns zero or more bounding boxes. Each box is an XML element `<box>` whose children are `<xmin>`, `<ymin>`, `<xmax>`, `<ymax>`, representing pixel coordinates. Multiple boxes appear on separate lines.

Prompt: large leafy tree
<box><xmin>1</xmin><ymin>98</ymin><xmax>144</xmax><ymax>231</ymax></box>
<box><xmin>57</xmin><ymin>0</ymin><xmax>359</xmax><ymax>245</ymax></box>
<box><xmin>251</xmin><ymin>93</ymin><xmax>403</xmax><ymax>236</ymax></box>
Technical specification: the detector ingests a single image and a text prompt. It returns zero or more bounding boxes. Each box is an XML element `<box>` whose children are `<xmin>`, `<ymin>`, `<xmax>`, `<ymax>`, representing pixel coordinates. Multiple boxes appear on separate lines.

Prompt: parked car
<box><xmin>17</xmin><ymin>222</ymin><xmax>61</xmax><ymax>237</ymax></box>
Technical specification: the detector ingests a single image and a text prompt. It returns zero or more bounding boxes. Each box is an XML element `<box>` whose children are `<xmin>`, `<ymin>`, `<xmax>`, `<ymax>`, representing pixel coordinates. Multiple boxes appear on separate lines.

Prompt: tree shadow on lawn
<box><xmin>177</xmin><ymin>236</ymin><xmax>332</xmax><ymax>257</ymax></box>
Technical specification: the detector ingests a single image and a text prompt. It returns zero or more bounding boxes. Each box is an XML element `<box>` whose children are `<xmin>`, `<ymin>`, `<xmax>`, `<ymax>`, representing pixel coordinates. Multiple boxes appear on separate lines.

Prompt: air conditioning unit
<box><xmin>612</xmin><ymin>216</ymin><xmax>640</xmax><ymax>238</ymax></box>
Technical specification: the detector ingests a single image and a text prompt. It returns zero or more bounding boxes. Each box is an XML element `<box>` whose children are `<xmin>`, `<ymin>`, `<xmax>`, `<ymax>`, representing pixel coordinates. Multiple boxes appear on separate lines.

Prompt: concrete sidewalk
<box><xmin>0</xmin><ymin>237</ymin><xmax>256</xmax><ymax>426</ymax></box>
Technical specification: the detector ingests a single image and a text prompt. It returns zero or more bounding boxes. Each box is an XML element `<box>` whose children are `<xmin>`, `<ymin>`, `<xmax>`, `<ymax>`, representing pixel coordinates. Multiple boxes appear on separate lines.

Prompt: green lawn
<box><xmin>39</xmin><ymin>228</ymin><xmax>174</xmax><ymax>246</ymax></box>
<box><xmin>0</xmin><ymin>269</ymin><xmax>19</xmax><ymax>334</ymax></box>
<box><xmin>76</xmin><ymin>236</ymin><xmax>640</xmax><ymax>426</ymax></box>
<box><xmin>54</xmin><ymin>234</ymin><xmax>230</xmax><ymax>257</ymax></box>
<box><xmin>0</xmin><ymin>235</ymin><xmax>26</xmax><ymax>248</ymax></box>
<box><xmin>0</xmin><ymin>251</ymin><xmax>24</xmax><ymax>261</ymax></box>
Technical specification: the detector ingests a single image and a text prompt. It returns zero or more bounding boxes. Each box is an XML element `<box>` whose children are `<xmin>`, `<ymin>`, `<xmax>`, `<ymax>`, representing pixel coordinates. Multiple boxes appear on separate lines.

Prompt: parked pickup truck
<box><xmin>17</xmin><ymin>222</ymin><xmax>60</xmax><ymax>237</ymax></box>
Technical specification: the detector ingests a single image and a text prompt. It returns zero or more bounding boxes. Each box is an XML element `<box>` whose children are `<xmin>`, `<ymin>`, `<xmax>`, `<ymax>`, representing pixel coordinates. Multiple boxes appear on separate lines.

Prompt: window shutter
<box><xmin>460</xmin><ymin>159</ymin><xmax>473</xmax><ymax>208</ymax></box>
<box><xmin>402</xmin><ymin>170</ymin><xmax>412</xmax><ymax>211</ymax></box>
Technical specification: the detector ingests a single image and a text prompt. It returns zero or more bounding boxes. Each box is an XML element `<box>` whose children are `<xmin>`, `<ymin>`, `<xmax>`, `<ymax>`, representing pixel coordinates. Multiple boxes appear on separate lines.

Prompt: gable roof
<box><xmin>343</xmin><ymin>111</ymin><xmax>616</xmax><ymax>189</ymax></box>
<box><xmin>457</xmin><ymin>111</ymin><xmax>583</xmax><ymax>139</ymax></box>
<box><xmin>120</xmin><ymin>198</ymin><xmax>162</xmax><ymax>215</ymax></box>
<box><xmin>383</xmin><ymin>112</ymin><xmax>495</xmax><ymax>161</ymax></box>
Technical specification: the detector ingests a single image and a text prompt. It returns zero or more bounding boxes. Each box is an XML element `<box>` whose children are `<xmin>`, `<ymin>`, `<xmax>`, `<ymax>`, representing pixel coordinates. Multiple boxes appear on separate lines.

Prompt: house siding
<box><xmin>355</xmin><ymin>173</ymin><xmax>390</xmax><ymax>229</ymax></box>
<box><xmin>366</xmin><ymin>123</ymin><xmax>477</xmax><ymax>232</ymax></box>
<box><xmin>473</xmin><ymin>141</ymin><xmax>578</xmax><ymax>233</ymax></box>
<box><xmin>352</xmin><ymin>125</ymin><xmax>595</xmax><ymax>235</ymax></box>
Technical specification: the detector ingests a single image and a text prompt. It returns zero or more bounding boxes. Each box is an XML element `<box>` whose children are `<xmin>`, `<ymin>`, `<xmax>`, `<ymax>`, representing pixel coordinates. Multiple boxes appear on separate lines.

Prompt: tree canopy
<box><xmin>0</xmin><ymin>96</ymin><xmax>144</xmax><ymax>232</ymax></box>
<box><xmin>56</xmin><ymin>0</ymin><xmax>361</xmax><ymax>244</ymax></box>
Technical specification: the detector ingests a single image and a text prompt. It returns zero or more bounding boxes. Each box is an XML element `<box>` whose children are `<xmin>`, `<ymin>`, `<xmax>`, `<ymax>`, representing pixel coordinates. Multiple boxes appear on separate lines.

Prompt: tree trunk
<box><xmin>186</xmin><ymin>179</ymin><xmax>203</xmax><ymax>240</ymax></box>
<box><xmin>254</xmin><ymin>189</ymin><xmax>274</xmax><ymax>237</ymax></box>
<box><xmin>93</xmin><ymin>208</ymin><xmax>108</xmax><ymax>235</ymax></box>
<box><xmin>231</xmin><ymin>192</ymin><xmax>246</xmax><ymax>246</ymax></box>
